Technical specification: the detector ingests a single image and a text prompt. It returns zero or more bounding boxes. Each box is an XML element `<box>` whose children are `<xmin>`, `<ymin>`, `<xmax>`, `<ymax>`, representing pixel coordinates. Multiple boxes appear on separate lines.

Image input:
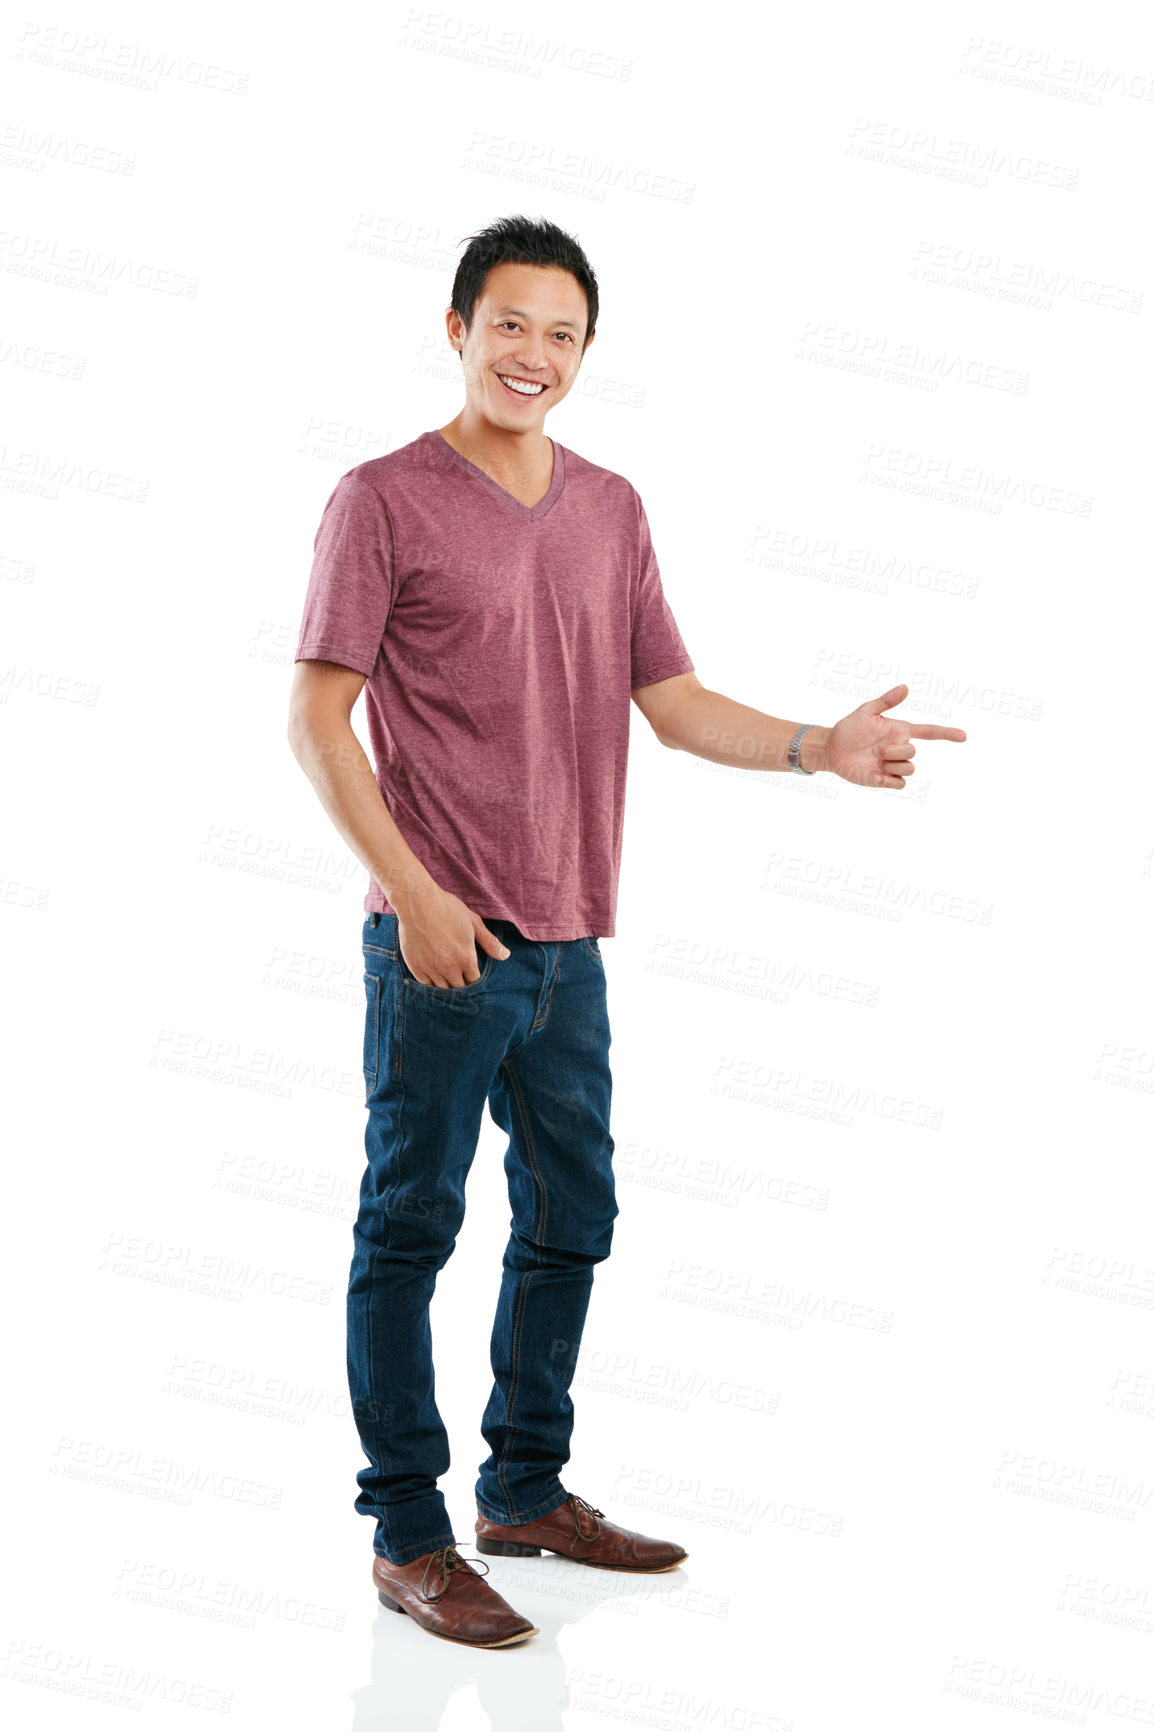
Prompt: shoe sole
<box><xmin>376</xmin><ymin>1588</ymin><xmax>538</xmax><ymax>1646</ymax></box>
<box><xmin>475</xmin><ymin>1537</ymin><xmax>689</xmax><ymax>1572</ymax></box>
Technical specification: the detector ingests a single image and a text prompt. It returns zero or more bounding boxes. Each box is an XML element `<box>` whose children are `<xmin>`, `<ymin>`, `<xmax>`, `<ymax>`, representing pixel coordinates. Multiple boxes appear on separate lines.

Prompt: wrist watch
<box><xmin>788</xmin><ymin>723</ymin><xmax>816</xmax><ymax>775</ymax></box>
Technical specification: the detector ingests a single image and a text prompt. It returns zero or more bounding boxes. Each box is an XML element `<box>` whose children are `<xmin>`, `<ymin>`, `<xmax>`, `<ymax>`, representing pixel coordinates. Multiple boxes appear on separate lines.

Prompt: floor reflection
<box><xmin>351</xmin><ymin>1549</ymin><xmax>689</xmax><ymax>1730</ymax></box>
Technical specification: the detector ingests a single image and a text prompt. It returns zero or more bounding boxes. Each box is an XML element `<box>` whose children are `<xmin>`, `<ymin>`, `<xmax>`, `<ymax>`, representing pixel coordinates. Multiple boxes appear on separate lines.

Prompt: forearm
<box><xmin>288</xmin><ymin>717</ymin><xmax>437</xmax><ymax>907</ymax></box>
<box><xmin>660</xmin><ymin>685</ymin><xmax>831</xmax><ymax>773</ymax></box>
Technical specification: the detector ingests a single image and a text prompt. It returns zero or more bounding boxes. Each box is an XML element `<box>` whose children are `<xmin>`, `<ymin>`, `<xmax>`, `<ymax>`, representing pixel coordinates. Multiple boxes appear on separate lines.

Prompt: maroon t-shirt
<box><xmin>294</xmin><ymin>429</ymin><xmax>694</xmax><ymax>939</ymax></box>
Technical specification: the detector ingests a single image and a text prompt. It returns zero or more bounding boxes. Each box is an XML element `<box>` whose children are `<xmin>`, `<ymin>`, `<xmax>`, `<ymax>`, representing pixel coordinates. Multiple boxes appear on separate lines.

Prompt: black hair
<box><xmin>449</xmin><ymin>214</ymin><xmax>598</xmax><ymax>351</ymax></box>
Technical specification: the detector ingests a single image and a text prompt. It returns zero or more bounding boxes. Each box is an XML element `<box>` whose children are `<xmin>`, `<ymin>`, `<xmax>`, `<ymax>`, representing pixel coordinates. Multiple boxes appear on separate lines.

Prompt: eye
<box><xmin>555</xmin><ymin>332</ymin><xmax>573</xmax><ymax>343</ymax></box>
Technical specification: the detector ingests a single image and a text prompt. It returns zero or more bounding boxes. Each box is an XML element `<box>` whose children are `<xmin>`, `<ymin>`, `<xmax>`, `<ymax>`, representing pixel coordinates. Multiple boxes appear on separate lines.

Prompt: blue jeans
<box><xmin>349</xmin><ymin>912</ymin><xmax>618</xmax><ymax>1565</ymax></box>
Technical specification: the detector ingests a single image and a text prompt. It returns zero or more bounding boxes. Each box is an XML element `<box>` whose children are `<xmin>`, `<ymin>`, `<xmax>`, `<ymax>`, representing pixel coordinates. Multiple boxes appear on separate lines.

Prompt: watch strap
<box><xmin>788</xmin><ymin>723</ymin><xmax>816</xmax><ymax>775</ymax></box>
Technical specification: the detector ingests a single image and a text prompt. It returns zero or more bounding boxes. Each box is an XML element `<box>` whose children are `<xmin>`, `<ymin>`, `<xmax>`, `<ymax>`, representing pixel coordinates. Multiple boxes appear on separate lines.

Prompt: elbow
<box><xmin>653</xmin><ymin>711</ymin><xmax>686</xmax><ymax>750</ymax></box>
<box><xmin>286</xmin><ymin>705</ymin><xmax>316</xmax><ymax>766</ymax></box>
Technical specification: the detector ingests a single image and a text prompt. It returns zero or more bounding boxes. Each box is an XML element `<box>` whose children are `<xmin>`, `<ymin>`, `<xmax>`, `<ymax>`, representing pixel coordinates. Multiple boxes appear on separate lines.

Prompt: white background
<box><xmin>4</xmin><ymin>2</ymin><xmax>1153</xmax><ymax>1727</ymax></box>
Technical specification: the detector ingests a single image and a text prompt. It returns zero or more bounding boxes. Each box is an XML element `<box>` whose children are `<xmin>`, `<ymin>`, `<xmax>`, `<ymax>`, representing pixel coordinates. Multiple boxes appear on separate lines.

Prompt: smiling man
<box><xmin>287</xmin><ymin>214</ymin><xmax>966</xmax><ymax>1649</ymax></box>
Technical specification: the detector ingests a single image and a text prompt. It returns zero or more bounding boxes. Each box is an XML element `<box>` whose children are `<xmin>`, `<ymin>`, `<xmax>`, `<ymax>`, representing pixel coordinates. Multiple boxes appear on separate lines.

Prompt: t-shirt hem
<box><xmin>362</xmin><ymin>888</ymin><xmax>611</xmax><ymax>942</ymax></box>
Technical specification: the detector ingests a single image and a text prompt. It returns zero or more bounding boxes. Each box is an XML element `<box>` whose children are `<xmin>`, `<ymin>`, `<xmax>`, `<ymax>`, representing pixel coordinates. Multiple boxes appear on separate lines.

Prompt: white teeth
<box><xmin>498</xmin><ymin>374</ymin><xmax>545</xmax><ymax>396</ymax></box>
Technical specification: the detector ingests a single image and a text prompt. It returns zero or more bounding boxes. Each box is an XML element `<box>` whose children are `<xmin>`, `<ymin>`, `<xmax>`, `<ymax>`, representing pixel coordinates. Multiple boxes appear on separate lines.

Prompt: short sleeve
<box><xmin>630</xmin><ymin>489</ymin><xmax>695</xmax><ymax>690</ymax></box>
<box><xmin>294</xmin><ymin>473</ymin><xmax>398</xmax><ymax>677</ymax></box>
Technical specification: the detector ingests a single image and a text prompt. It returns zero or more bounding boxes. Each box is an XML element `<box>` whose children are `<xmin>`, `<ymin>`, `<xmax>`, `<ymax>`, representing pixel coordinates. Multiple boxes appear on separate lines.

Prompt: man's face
<box><xmin>447</xmin><ymin>260</ymin><xmax>593</xmax><ymax>431</ymax></box>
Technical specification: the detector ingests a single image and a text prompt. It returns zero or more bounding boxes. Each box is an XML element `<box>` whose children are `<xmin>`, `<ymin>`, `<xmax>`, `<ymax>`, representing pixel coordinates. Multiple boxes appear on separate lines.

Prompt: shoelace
<box><xmin>419</xmin><ymin>1544</ymin><xmax>491</xmax><ymax>1604</ymax></box>
<box><xmin>567</xmin><ymin>1494</ymin><xmax>605</xmax><ymax>1549</ymax></box>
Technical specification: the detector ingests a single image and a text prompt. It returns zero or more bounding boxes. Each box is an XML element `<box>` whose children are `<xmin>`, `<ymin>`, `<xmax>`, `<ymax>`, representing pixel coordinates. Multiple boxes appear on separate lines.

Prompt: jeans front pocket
<box><xmin>581</xmin><ymin>935</ymin><xmax>602</xmax><ymax>964</ymax></box>
<box><xmin>395</xmin><ymin>940</ymin><xmax>495</xmax><ymax>999</ymax></box>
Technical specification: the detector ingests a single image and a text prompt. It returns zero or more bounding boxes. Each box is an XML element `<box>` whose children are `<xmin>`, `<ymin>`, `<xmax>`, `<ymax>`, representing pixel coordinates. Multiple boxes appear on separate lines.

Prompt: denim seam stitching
<box><xmin>495</xmin><ymin>1058</ymin><xmax>550</xmax><ymax>1519</ymax></box>
<box><xmin>391</xmin><ymin>952</ymin><xmax>405</xmax><ymax>1081</ymax></box>
<box><xmin>529</xmin><ymin>943</ymin><xmax>561</xmax><ymax>1031</ymax></box>
<box><xmin>503</xmin><ymin>1061</ymin><xmax>550</xmax><ymax>1243</ymax></box>
<box><xmin>364</xmin><ymin>970</ymin><xmax>405</xmax><ymax>1520</ymax></box>
<box><xmin>363</xmin><ymin>973</ymin><xmax>381</xmax><ymax>1104</ymax></box>
<box><xmin>496</xmin><ymin>948</ymin><xmax>559</xmax><ymax>1067</ymax></box>
<box><xmin>498</xmin><ymin>1264</ymin><xmax>538</xmax><ymax>1521</ymax></box>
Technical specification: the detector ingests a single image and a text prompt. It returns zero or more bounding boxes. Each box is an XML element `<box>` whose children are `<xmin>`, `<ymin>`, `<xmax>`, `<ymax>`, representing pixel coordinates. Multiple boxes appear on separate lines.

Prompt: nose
<box><xmin>512</xmin><ymin>333</ymin><xmax>548</xmax><ymax>375</ymax></box>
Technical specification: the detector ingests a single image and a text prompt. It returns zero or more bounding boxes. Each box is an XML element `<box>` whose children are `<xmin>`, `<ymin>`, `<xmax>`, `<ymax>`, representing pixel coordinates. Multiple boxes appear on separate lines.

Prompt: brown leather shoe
<box><xmin>475</xmin><ymin>1493</ymin><xmax>688</xmax><ymax>1573</ymax></box>
<box><xmin>372</xmin><ymin>1544</ymin><xmax>539</xmax><ymax>1647</ymax></box>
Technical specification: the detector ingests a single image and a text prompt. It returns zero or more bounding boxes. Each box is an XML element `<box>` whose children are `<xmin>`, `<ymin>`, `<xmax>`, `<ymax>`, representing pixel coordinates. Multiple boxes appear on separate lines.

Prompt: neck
<box><xmin>437</xmin><ymin>408</ymin><xmax>552</xmax><ymax>487</ymax></box>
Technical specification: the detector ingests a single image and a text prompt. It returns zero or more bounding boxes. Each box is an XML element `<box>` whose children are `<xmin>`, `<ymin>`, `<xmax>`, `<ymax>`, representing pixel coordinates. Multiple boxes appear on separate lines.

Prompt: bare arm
<box><xmin>286</xmin><ymin>660</ymin><xmax>509</xmax><ymax>984</ymax></box>
<box><xmin>632</xmin><ymin>671</ymin><xmax>832</xmax><ymax>772</ymax></box>
<box><xmin>633</xmin><ymin>672</ymin><xmax>966</xmax><ymax>788</ymax></box>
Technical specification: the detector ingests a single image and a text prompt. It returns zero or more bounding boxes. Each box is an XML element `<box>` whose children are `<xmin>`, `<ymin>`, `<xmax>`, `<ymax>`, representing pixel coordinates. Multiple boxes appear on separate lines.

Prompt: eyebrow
<box><xmin>493</xmin><ymin>306</ymin><xmax>582</xmax><ymax>331</ymax></box>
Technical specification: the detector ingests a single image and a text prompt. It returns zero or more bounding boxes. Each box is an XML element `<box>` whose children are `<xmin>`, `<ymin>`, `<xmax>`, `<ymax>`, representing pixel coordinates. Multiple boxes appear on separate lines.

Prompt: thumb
<box><xmin>862</xmin><ymin>681</ymin><xmax>908</xmax><ymax>716</ymax></box>
<box><xmin>474</xmin><ymin>921</ymin><xmax>511</xmax><ymax>961</ymax></box>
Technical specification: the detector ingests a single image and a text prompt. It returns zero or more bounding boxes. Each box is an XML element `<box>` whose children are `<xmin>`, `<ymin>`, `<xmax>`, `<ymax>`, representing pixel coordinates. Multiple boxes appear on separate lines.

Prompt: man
<box><xmin>287</xmin><ymin>214</ymin><xmax>966</xmax><ymax>1649</ymax></box>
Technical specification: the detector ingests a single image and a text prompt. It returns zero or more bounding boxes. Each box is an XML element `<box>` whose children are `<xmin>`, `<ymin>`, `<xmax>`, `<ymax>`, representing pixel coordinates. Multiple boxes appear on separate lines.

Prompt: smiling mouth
<box><xmin>496</xmin><ymin>372</ymin><xmax>547</xmax><ymax>399</ymax></box>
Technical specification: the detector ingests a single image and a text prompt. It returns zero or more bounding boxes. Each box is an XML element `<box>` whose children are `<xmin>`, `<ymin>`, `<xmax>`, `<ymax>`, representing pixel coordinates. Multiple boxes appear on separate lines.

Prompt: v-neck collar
<box><xmin>428</xmin><ymin>429</ymin><xmax>565</xmax><ymax>523</ymax></box>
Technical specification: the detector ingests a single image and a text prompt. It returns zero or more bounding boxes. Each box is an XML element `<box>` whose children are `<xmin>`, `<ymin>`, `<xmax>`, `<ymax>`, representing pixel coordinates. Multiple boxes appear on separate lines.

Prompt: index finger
<box><xmin>905</xmin><ymin>722</ymin><xmax>967</xmax><ymax>741</ymax></box>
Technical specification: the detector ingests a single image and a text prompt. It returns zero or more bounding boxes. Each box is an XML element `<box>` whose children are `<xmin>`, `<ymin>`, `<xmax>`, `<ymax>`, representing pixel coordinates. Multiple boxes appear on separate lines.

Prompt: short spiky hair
<box><xmin>449</xmin><ymin>214</ymin><xmax>598</xmax><ymax>351</ymax></box>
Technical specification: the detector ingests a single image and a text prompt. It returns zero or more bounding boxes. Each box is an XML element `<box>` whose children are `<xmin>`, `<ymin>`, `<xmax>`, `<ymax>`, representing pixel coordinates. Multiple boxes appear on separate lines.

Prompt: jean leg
<box><xmin>349</xmin><ymin>920</ymin><xmax>519</xmax><ymax>1564</ymax></box>
<box><xmin>476</xmin><ymin>938</ymin><xmax>618</xmax><ymax>1523</ymax></box>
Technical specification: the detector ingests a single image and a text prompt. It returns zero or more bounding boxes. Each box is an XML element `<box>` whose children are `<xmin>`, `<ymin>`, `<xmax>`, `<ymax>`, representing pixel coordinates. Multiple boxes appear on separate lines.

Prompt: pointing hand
<box><xmin>823</xmin><ymin>683</ymin><xmax>967</xmax><ymax>789</ymax></box>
